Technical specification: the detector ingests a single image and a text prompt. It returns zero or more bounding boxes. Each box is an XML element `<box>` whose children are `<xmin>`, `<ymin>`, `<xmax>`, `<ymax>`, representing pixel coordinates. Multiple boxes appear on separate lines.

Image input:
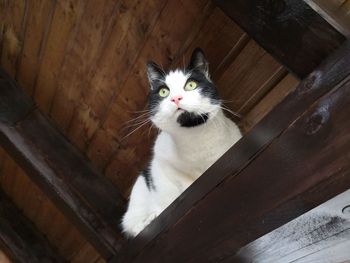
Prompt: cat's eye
<box><xmin>184</xmin><ymin>80</ymin><xmax>198</xmax><ymax>91</ymax></box>
<box><xmin>159</xmin><ymin>87</ymin><xmax>170</xmax><ymax>97</ymax></box>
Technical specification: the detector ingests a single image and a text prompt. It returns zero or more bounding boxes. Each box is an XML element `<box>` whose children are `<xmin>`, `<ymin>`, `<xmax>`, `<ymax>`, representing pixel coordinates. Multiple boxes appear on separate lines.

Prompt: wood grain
<box><xmin>214</xmin><ymin>0</ymin><xmax>345</xmax><ymax>78</ymax></box>
<box><xmin>235</xmin><ymin>189</ymin><xmax>350</xmax><ymax>262</ymax></box>
<box><xmin>16</xmin><ymin>0</ymin><xmax>56</xmax><ymax>96</ymax></box>
<box><xmin>241</xmin><ymin>74</ymin><xmax>300</xmax><ymax>132</ymax></box>
<box><xmin>0</xmin><ymin>0</ymin><xmax>27</xmax><ymax>78</ymax></box>
<box><xmin>305</xmin><ymin>0</ymin><xmax>350</xmax><ymax>37</ymax></box>
<box><xmin>67</xmin><ymin>0</ymin><xmax>167</xmax><ymax>151</ymax></box>
<box><xmin>0</xmin><ymin>69</ymin><xmax>126</xmax><ymax>260</ymax></box>
<box><xmin>49</xmin><ymin>0</ymin><xmax>120</xmax><ymax>132</ymax></box>
<box><xmin>0</xmin><ymin>151</ymin><xmax>100</xmax><ymax>261</ymax></box>
<box><xmin>217</xmin><ymin>39</ymin><xmax>284</xmax><ymax>114</ymax></box>
<box><xmin>34</xmin><ymin>0</ymin><xmax>86</xmax><ymax>113</ymax></box>
<box><xmin>0</xmin><ymin>191</ymin><xmax>64</xmax><ymax>263</ymax></box>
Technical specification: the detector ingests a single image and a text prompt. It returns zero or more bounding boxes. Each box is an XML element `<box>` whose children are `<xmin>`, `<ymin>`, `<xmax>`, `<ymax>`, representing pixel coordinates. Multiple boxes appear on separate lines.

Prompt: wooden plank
<box><xmin>113</xmin><ymin>41</ymin><xmax>350</xmax><ymax>262</ymax></box>
<box><xmin>241</xmin><ymin>74</ymin><xmax>300</xmax><ymax>132</ymax></box>
<box><xmin>34</xmin><ymin>0</ymin><xmax>86</xmax><ymax>113</ymax></box>
<box><xmin>0</xmin><ymin>191</ymin><xmax>64</xmax><ymax>263</ymax></box>
<box><xmin>0</xmin><ymin>0</ymin><xmax>27</xmax><ymax>78</ymax></box>
<box><xmin>214</xmin><ymin>0</ymin><xmax>345</xmax><ymax>78</ymax></box>
<box><xmin>70</xmin><ymin>243</ymin><xmax>100</xmax><ymax>263</ymax></box>
<box><xmin>176</xmin><ymin>7</ymin><xmax>248</xmax><ymax>80</ymax></box>
<box><xmin>0</xmin><ymin>69</ymin><xmax>126</xmax><ymax>260</ymax></box>
<box><xmin>304</xmin><ymin>0</ymin><xmax>350</xmax><ymax>37</ymax></box>
<box><xmin>16</xmin><ymin>0</ymin><xmax>56</xmax><ymax>96</ymax></box>
<box><xmin>217</xmin><ymin>39</ymin><xmax>285</xmax><ymax>114</ymax></box>
<box><xmin>0</xmin><ymin>154</ymin><xmax>89</xmax><ymax>261</ymax></box>
<box><xmin>66</xmin><ymin>0</ymin><xmax>167</xmax><ymax>151</ymax></box>
<box><xmin>235</xmin><ymin>190</ymin><xmax>350</xmax><ymax>262</ymax></box>
<box><xmin>49</xmin><ymin>0</ymin><xmax>121</xmax><ymax>133</ymax></box>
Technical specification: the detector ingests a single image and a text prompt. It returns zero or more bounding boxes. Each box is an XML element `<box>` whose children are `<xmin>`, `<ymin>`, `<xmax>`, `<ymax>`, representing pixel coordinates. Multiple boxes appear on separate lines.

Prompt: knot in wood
<box><xmin>298</xmin><ymin>71</ymin><xmax>321</xmax><ymax>95</ymax></box>
<box><xmin>305</xmin><ymin>105</ymin><xmax>330</xmax><ymax>135</ymax></box>
<box><xmin>342</xmin><ymin>205</ymin><xmax>350</xmax><ymax>215</ymax></box>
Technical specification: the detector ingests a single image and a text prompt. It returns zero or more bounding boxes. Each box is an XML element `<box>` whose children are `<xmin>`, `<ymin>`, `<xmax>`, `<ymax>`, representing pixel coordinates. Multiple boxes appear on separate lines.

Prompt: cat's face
<box><xmin>147</xmin><ymin>49</ymin><xmax>221</xmax><ymax>132</ymax></box>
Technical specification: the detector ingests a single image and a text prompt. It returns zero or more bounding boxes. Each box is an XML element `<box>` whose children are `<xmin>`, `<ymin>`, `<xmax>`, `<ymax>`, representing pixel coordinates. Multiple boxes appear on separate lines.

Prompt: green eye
<box><xmin>159</xmin><ymin>87</ymin><xmax>170</xmax><ymax>97</ymax></box>
<box><xmin>184</xmin><ymin>80</ymin><xmax>198</xmax><ymax>91</ymax></box>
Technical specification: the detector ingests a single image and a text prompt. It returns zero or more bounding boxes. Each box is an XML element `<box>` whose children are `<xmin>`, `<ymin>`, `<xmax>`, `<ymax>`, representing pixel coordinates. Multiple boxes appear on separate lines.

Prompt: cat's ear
<box><xmin>188</xmin><ymin>48</ymin><xmax>210</xmax><ymax>78</ymax></box>
<box><xmin>146</xmin><ymin>61</ymin><xmax>164</xmax><ymax>89</ymax></box>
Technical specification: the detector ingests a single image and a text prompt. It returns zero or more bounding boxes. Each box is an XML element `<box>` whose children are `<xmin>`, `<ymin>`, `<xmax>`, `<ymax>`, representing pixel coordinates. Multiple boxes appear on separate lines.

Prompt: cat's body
<box><xmin>121</xmin><ymin>49</ymin><xmax>242</xmax><ymax>237</ymax></box>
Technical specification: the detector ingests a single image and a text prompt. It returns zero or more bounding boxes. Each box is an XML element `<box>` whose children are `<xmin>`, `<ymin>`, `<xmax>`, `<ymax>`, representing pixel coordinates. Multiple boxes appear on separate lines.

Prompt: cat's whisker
<box><xmin>121</xmin><ymin>119</ymin><xmax>152</xmax><ymax>141</ymax></box>
<box><xmin>124</xmin><ymin>112</ymin><xmax>150</xmax><ymax>123</ymax></box>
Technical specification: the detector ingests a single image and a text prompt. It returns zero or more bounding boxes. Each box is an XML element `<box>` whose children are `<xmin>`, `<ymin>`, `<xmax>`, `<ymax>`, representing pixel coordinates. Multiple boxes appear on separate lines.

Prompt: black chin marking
<box><xmin>177</xmin><ymin>111</ymin><xmax>209</xmax><ymax>127</ymax></box>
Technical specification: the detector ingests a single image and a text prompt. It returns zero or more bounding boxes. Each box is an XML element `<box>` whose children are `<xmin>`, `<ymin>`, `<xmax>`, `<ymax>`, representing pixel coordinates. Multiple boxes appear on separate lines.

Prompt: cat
<box><xmin>121</xmin><ymin>48</ymin><xmax>242</xmax><ymax>237</ymax></box>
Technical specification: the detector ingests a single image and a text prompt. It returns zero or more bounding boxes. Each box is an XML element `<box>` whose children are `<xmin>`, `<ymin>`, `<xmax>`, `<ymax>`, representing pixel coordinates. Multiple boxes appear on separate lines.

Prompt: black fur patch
<box><xmin>141</xmin><ymin>166</ymin><xmax>155</xmax><ymax>190</ymax></box>
<box><xmin>186</xmin><ymin>70</ymin><xmax>220</xmax><ymax>105</ymax></box>
<box><xmin>177</xmin><ymin>111</ymin><xmax>209</xmax><ymax>127</ymax></box>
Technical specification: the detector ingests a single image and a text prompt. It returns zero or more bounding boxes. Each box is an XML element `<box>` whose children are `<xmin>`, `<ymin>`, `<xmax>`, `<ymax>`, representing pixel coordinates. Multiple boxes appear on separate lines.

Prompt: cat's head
<box><xmin>146</xmin><ymin>48</ymin><xmax>221</xmax><ymax>132</ymax></box>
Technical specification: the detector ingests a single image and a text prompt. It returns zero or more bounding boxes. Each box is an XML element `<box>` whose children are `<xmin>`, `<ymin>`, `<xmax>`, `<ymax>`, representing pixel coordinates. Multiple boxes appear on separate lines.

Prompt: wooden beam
<box><xmin>0</xmin><ymin>69</ymin><xmax>126</xmax><ymax>260</ymax></box>
<box><xmin>304</xmin><ymin>0</ymin><xmax>350</xmax><ymax>38</ymax></box>
<box><xmin>114</xmin><ymin>41</ymin><xmax>350</xmax><ymax>262</ymax></box>
<box><xmin>214</xmin><ymin>0</ymin><xmax>346</xmax><ymax>78</ymax></box>
<box><xmin>0</xmin><ymin>191</ymin><xmax>65</xmax><ymax>262</ymax></box>
<box><xmin>235</xmin><ymin>189</ymin><xmax>350</xmax><ymax>262</ymax></box>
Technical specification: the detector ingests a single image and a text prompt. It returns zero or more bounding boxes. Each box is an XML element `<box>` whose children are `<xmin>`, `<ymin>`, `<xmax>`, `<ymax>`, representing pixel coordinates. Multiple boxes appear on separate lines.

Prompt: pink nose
<box><xmin>171</xmin><ymin>95</ymin><xmax>183</xmax><ymax>106</ymax></box>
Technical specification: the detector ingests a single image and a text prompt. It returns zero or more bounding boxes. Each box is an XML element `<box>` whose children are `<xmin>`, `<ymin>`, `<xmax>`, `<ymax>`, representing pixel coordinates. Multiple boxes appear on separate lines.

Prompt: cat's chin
<box><xmin>176</xmin><ymin>111</ymin><xmax>209</xmax><ymax>128</ymax></box>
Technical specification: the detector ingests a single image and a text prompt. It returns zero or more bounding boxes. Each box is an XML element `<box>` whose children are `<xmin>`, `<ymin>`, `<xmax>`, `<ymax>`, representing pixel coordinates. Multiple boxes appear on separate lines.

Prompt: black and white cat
<box><xmin>121</xmin><ymin>48</ymin><xmax>242</xmax><ymax>237</ymax></box>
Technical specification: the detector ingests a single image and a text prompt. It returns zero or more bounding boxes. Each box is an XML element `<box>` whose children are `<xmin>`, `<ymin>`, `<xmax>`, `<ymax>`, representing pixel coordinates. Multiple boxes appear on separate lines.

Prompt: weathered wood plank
<box><xmin>0</xmin><ymin>160</ymin><xmax>87</xmax><ymax>261</ymax></box>
<box><xmin>235</xmin><ymin>190</ymin><xmax>350</xmax><ymax>262</ymax></box>
<box><xmin>0</xmin><ymin>0</ymin><xmax>27</xmax><ymax>78</ymax></box>
<box><xmin>67</xmin><ymin>0</ymin><xmax>167</xmax><ymax>151</ymax></box>
<box><xmin>304</xmin><ymin>0</ymin><xmax>350</xmax><ymax>38</ymax></box>
<box><xmin>241</xmin><ymin>74</ymin><xmax>300</xmax><ymax>132</ymax></box>
<box><xmin>114</xmin><ymin>40</ymin><xmax>350</xmax><ymax>262</ymax></box>
<box><xmin>217</xmin><ymin>39</ymin><xmax>285</xmax><ymax>114</ymax></box>
<box><xmin>214</xmin><ymin>0</ymin><xmax>346</xmax><ymax>78</ymax></box>
<box><xmin>49</xmin><ymin>0</ymin><xmax>121</xmax><ymax>132</ymax></box>
<box><xmin>16</xmin><ymin>0</ymin><xmax>56</xmax><ymax>96</ymax></box>
<box><xmin>0</xmin><ymin>191</ymin><xmax>64</xmax><ymax>263</ymax></box>
<box><xmin>34</xmin><ymin>0</ymin><xmax>86</xmax><ymax>113</ymax></box>
<box><xmin>0</xmin><ymin>69</ymin><xmax>126</xmax><ymax>260</ymax></box>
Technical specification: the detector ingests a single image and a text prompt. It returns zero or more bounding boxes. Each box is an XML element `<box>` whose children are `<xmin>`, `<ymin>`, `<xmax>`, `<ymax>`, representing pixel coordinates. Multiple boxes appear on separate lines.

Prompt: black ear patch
<box><xmin>146</xmin><ymin>61</ymin><xmax>165</xmax><ymax>88</ymax></box>
<box><xmin>187</xmin><ymin>48</ymin><xmax>209</xmax><ymax>78</ymax></box>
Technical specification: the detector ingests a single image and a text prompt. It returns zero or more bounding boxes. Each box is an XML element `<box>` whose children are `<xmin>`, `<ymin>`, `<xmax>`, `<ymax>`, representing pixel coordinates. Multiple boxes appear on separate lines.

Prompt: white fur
<box><xmin>121</xmin><ymin>70</ymin><xmax>242</xmax><ymax>237</ymax></box>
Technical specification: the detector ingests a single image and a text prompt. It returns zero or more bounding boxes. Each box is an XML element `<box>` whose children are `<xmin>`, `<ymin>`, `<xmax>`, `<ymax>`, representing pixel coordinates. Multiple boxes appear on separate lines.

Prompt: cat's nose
<box><xmin>171</xmin><ymin>95</ymin><xmax>183</xmax><ymax>106</ymax></box>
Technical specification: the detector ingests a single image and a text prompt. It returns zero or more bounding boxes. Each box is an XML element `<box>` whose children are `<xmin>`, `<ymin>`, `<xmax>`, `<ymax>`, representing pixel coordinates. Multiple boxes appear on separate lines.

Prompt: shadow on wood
<box><xmin>0</xmin><ymin>191</ymin><xmax>65</xmax><ymax>263</ymax></box>
<box><xmin>0</xmin><ymin>69</ymin><xmax>126</xmax><ymax>260</ymax></box>
<box><xmin>214</xmin><ymin>0</ymin><xmax>345</xmax><ymax>78</ymax></box>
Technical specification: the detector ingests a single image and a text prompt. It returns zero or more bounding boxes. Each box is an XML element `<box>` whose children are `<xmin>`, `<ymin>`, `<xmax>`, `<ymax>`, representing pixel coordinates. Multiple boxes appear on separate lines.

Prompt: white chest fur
<box><xmin>153</xmin><ymin>110</ymin><xmax>241</xmax><ymax>185</ymax></box>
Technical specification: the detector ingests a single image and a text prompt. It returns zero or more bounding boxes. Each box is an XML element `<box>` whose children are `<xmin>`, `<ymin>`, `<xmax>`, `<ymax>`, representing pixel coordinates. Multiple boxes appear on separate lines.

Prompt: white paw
<box><xmin>122</xmin><ymin>212</ymin><xmax>160</xmax><ymax>237</ymax></box>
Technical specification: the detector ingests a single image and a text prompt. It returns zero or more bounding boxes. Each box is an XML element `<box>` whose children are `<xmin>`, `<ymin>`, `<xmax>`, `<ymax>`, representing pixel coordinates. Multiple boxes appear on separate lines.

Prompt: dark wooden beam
<box><xmin>0</xmin><ymin>191</ymin><xmax>65</xmax><ymax>263</ymax></box>
<box><xmin>114</xmin><ymin>41</ymin><xmax>350</xmax><ymax>262</ymax></box>
<box><xmin>213</xmin><ymin>0</ymin><xmax>346</xmax><ymax>79</ymax></box>
<box><xmin>0</xmin><ymin>69</ymin><xmax>126</xmax><ymax>260</ymax></box>
<box><xmin>235</xmin><ymin>189</ymin><xmax>350</xmax><ymax>262</ymax></box>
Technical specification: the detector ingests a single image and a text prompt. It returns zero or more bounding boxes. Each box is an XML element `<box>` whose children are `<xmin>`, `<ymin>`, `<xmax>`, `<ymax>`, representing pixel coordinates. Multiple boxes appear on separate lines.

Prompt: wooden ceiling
<box><xmin>1</xmin><ymin>0</ymin><xmax>345</xmax><ymax>261</ymax></box>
